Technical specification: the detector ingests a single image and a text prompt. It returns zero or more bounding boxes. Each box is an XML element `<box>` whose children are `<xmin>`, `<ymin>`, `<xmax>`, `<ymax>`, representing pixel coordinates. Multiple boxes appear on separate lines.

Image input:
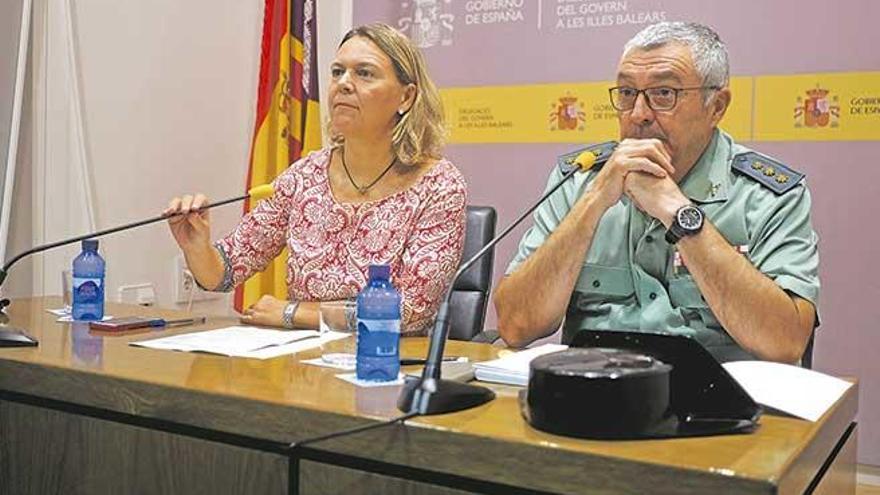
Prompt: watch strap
<box><xmin>665</xmin><ymin>224</ymin><xmax>684</xmax><ymax>244</ymax></box>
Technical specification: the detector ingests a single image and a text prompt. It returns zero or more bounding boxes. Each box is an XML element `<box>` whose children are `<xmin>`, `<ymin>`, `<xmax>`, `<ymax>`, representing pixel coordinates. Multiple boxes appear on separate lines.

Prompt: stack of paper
<box><xmin>473</xmin><ymin>344</ymin><xmax>568</xmax><ymax>386</ymax></box>
<box><xmin>131</xmin><ymin>326</ymin><xmax>326</xmax><ymax>359</ymax></box>
<box><xmin>723</xmin><ymin>361</ymin><xmax>853</xmax><ymax>422</ymax></box>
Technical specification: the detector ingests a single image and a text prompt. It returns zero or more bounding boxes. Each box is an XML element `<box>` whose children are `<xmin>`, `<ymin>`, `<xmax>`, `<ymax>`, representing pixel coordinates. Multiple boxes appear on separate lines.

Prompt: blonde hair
<box><xmin>328</xmin><ymin>23</ymin><xmax>446</xmax><ymax>165</ymax></box>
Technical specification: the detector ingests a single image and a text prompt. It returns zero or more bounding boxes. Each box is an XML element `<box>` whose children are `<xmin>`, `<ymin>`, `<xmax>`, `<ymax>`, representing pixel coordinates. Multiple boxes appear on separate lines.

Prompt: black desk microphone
<box><xmin>398</xmin><ymin>142</ymin><xmax>617</xmax><ymax>415</ymax></box>
<box><xmin>0</xmin><ymin>184</ymin><xmax>275</xmax><ymax>346</ymax></box>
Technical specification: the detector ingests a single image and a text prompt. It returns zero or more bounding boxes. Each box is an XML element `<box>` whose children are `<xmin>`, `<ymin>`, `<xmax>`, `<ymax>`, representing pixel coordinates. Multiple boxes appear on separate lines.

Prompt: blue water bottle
<box><xmin>356</xmin><ymin>265</ymin><xmax>401</xmax><ymax>381</ymax></box>
<box><xmin>72</xmin><ymin>239</ymin><xmax>105</xmax><ymax>321</ymax></box>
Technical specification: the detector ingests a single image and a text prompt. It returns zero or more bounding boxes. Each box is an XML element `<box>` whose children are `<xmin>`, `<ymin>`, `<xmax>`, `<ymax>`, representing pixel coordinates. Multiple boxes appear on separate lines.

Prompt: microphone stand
<box><xmin>0</xmin><ymin>186</ymin><xmax>272</xmax><ymax>346</ymax></box>
<box><xmin>398</xmin><ymin>143</ymin><xmax>615</xmax><ymax>415</ymax></box>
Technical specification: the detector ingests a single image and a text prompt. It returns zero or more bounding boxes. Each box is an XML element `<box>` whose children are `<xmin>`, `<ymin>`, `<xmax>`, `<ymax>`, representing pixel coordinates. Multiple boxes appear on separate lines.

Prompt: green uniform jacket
<box><xmin>507</xmin><ymin>129</ymin><xmax>820</xmax><ymax>362</ymax></box>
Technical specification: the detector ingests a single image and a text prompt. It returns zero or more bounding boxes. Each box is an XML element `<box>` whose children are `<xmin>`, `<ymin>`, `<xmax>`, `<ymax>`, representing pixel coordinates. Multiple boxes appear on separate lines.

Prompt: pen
<box><xmin>154</xmin><ymin>316</ymin><xmax>207</xmax><ymax>328</ymax></box>
<box><xmin>132</xmin><ymin>316</ymin><xmax>207</xmax><ymax>329</ymax></box>
<box><xmin>399</xmin><ymin>356</ymin><xmax>468</xmax><ymax>366</ymax></box>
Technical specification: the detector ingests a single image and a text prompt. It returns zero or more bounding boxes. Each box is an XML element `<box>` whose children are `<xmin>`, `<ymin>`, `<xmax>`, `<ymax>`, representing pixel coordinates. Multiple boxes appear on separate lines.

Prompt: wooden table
<box><xmin>0</xmin><ymin>297</ymin><xmax>857</xmax><ymax>494</ymax></box>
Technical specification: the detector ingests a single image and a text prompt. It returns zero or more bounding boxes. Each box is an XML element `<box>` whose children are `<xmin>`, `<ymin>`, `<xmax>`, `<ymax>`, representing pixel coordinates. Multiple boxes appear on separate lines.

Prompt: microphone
<box><xmin>398</xmin><ymin>142</ymin><xmax>617</xmax><ymax>415</ymax></box>
<box><xmin>0</xmin><ymin>184</ymin><xmax>275</xmax><ymax>345</ymax></box>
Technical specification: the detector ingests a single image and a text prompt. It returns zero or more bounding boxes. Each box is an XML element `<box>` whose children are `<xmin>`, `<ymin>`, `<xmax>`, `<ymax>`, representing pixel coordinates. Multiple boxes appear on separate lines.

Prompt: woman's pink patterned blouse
<box><xmin>213</xmin><ymin>148</ymin><xmax>467</xmax><ymax>334</ymax></box>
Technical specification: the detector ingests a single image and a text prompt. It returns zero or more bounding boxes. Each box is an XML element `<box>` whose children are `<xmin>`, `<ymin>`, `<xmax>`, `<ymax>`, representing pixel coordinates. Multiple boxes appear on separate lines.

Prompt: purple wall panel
<box><xmin>355</xmin><ymin>0</ymin><xmax>880</xmax><ymax>464</ymax></box>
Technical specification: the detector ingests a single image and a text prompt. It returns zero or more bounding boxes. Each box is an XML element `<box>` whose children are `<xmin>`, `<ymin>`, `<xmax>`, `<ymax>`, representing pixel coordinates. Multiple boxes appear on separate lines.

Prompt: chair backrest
<box><xmin>447</xmin><ymin>206</ymin><xmax>497</xmax><ymax>341</ymax></box>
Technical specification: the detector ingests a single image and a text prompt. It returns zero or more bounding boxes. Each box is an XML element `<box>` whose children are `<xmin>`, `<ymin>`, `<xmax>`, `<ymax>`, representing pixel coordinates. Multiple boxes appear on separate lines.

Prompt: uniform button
<box><xmin>592</xmin><ymin>280</ymin><xmax>601</xmax><ymax>288</ymax></box>
<box><xmin>645</xmin><ymin>235</ymin><xmax>654</xmax><ymax>243</ymax></box>
<box><xmin>649</xmin><ymin>292</ymin><xmax>657</xmax><ymax>300</ymax></box>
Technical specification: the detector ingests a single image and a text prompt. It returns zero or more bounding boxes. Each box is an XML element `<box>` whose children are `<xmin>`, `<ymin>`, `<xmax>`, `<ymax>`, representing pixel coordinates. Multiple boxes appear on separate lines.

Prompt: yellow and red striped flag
<box><xmin>235</xmin><ymin>0</ymin><xmax>322</xmax><ymax>312</ymax></box>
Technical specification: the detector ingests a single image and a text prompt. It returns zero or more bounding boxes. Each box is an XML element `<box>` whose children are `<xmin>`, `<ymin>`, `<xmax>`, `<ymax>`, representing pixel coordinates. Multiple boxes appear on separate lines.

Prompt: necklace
<box><xmin>340</xmin><ymin>149</ymin><xmax>397</xmax><ymax>194</ymax></box>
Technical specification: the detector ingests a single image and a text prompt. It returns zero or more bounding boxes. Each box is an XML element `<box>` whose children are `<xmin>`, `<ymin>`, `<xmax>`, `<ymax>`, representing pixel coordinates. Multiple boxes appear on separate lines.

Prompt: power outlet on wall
<box><xmin>117</xmin><ymin>283</ymin><xmax>157</xmax><ymax>306</ymax></box>
<box><xmin>173</xmin><ymin>255</ymin><xmax>219</xmax><ymax>304</ymax></box>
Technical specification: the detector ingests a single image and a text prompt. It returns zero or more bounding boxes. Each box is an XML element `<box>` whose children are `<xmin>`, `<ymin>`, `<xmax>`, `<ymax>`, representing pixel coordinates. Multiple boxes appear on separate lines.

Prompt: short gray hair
<box><xmin>624</xmin><ymin>22</ymin><xmax>729</xmax><ymax>102</ymax></box>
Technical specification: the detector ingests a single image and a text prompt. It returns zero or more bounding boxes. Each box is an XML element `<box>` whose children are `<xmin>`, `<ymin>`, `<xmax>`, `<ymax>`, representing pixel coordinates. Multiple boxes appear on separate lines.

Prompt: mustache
<box><xmin>622</xmin><ymin>123</ymin><xmax>667</xmax><ymax>141</ymax></box>
<box><xmin>623</xmin><ymin>130</ymin><xmax>668</xmax><ymax>141</ymax></box>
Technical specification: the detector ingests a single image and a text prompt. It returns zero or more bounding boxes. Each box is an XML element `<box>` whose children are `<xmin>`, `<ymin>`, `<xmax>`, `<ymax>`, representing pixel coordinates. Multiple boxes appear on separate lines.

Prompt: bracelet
<box><xmin>282</xmin><ymin>301</ymin><xmax>299</xmax><ymax>329</ymax></box>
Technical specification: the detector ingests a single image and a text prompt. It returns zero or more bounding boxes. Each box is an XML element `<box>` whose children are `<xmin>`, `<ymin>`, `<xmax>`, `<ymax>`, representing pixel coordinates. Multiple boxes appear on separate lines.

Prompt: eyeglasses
<box><xmin>608</xmin><ymin>86</ymin><xmax>721</xmax><ymax>111</ymax></box>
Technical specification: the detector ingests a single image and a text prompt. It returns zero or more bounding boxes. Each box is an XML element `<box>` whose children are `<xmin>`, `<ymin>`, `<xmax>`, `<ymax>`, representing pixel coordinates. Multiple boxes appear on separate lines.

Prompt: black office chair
<box><xmin>801</xmin><ymin>331</ymin><xmax>815</xmax><ymax>369</ymax></box>
<box><xmin>447</xmin><ymin>206</ymin><xmax>497</xmax><ymax>342</ymax></box>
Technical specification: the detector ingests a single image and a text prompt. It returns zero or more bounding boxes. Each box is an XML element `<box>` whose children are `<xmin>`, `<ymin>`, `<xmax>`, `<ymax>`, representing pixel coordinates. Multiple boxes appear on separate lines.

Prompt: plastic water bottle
<box><xmin>356</xmin><ymin>265</ymin><xmax>401</xmax><ymax>381</ymax></box>
<box><xmin>72</xmin><ymin>239</ymin><xmax>105</xmax><ymax>321</ymax></box>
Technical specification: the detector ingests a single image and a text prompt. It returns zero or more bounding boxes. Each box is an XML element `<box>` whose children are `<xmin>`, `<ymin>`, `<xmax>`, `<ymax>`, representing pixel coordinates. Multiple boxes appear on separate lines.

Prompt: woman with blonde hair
<box><xmin>165</xmin><ymin>23</ymin><xmax>466</xmax><ymax>334</ymax></box>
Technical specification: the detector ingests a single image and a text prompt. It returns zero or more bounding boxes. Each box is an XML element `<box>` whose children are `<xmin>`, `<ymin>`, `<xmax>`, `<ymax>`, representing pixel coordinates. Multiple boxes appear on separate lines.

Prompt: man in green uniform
<box><xmin>494</xmin><ymin>22</ymin><xmax>819</xmax><ymax>363</ymax></box>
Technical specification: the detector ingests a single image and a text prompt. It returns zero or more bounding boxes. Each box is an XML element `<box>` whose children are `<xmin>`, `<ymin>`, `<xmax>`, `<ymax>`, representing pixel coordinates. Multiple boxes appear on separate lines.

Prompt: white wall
<box><xmin>6</xmin><ymin>0</ymin><xmax>353</xmax><ymax>314</ymax></box>
<box><xmin>317</xmin><ymin>0</ymin><xmax>352</xmax><ymax>130</ymax></box>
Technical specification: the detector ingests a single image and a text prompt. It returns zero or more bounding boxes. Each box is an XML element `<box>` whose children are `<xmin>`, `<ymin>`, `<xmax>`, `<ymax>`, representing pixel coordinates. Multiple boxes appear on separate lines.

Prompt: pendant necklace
<box><xmin>341</xmin><ymin>149</ymin><xmax>397</xmax><ymax>194</ymax></box>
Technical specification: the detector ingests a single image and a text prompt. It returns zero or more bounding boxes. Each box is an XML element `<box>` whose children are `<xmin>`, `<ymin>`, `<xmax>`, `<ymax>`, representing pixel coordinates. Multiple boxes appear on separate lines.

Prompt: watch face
<box><xmin>677</xmin><ymin>206</ymin><xmax>704</xmax><ymax>231</ymax></box>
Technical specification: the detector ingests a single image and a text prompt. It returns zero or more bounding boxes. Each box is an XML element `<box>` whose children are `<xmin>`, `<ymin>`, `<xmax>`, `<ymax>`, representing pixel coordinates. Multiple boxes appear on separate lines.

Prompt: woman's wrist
<box><xmin>183</xmin><ymin>239</ymin><xmax>215</xmax><ymax>259</ymax></box>
<box><xmin>184</xmin><ymin>242</ymin><xmax>229</xmax><ymax>292</ymax></box>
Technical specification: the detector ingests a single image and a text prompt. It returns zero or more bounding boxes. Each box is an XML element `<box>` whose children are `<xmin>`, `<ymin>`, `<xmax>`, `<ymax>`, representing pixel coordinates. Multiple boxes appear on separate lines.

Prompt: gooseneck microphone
<box><xmin>398</xmin><ymin>142</ymin><xmax>617</xmax><ymax>415</ymax></box>
<box><xmin>0</xmin><ymin>184</ymin><xmax>275</xmax><ymax>290</ymax></box>
<box><xmin>0</xmin><ymin>184</ymin><xmax>275</xmax><ymax>345</ymax></box>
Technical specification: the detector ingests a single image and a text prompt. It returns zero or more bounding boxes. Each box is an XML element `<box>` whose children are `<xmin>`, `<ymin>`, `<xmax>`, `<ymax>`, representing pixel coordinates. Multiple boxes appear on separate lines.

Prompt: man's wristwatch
<box><xmin>665</xmin><ymin>204</ymin><xmax>705</xmax><ymax>244</ymax></box>
<box><xmin>282</xmin><ymin>301</ymin><xmax>299</xmax><ymax>329</ymax></box>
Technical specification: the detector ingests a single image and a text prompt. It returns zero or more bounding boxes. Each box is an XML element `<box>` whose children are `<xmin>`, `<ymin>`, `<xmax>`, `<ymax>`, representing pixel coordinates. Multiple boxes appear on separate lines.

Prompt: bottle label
<box><xmin>356</xmin><ymin>317</ymin><xmax>400</xmax><ymax>381</ymax></box>
<box><xmin>73</xmin><ymin>277</ymin><xmax>104</xmax><ymax>304</ymax></box>
<box><xmin>357</xmin><ymin>318</ymin><xmax>400</xmax><ymax>357</ymax></box>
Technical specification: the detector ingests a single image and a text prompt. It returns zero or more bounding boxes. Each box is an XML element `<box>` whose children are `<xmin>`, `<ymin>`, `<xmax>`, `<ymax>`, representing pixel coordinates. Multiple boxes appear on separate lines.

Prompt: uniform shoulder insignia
<box><xmin>731</xmin><ymin>151</ymin><xmax>804</xmax><ymax>195</ymax></box>
<box><xmin>557</xmin><ymin>141</ymin><xmax>618</xmax><ymax>174</ymax></box>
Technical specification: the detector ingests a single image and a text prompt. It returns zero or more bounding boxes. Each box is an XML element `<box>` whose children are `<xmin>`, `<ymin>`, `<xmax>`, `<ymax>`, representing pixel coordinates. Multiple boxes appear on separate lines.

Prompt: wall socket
<box><xmin>117</xmin><ymin>283</ymin><xmax>156</xmax><ymax>306</ymax></box>
<box><xmin>173</xmin><ymin>255</ymin><xmax>219</xmax><ymax>304</ymax></box>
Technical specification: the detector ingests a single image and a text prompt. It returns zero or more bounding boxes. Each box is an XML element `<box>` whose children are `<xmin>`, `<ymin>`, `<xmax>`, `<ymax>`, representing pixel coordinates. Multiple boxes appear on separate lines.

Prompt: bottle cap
<box><xmin>82</xmin><ymin>239</ymin><xmax>99</xmax><ymax>252</ymax></box>
<box><xmin>368</xmin><ymin>264</ymin><xmax>390</xmax><ymax>281</ymax></box>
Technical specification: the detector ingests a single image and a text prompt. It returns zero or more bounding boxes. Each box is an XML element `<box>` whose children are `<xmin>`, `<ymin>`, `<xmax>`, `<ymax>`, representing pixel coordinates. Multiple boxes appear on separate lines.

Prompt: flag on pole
<box><xmin>236</xmin><ymin>0</ymin><xmax>322</xmax><ymax>312</ymax></box>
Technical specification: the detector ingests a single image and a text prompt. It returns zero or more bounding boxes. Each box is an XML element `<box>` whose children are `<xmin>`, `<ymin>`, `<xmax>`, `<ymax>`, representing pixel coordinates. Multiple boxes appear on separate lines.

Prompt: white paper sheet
<box><xmin>300</xmin><ymin>357</ymin><xmax>356</xmax><ymax>371</ymax></box>
<box><xmin>240</xmin><ymin>331</ymin><xmax>349</xmax><ymax>359</ymax></box>
<box><xmin>723</xmin><ymin>360</ymin><xmax>852</xmax><ymax>422</ymax></box>
<box><xmin>46</xmin><ymin>307</ymin><xmax>113</xmax><ymax>322</ymax></box>
<box><xmin>473</xmin><ymin>344</ymin><xmax>569</xmax><ymax>386</ymax></box>
<box><xmin>130</xmin><ymin>326</ymin><xmax>347</xmax><ymax>360</ymax></box>
<box><xmin>55</xmin><ymin>314</ymin><xmax>114</xmax><ymax>323</ymax></box>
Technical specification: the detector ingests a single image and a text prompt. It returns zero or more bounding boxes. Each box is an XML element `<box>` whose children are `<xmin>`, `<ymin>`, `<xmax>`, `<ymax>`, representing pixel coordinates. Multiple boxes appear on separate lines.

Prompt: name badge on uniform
<box><xmin>673</xmin><ymin>245</ymin><xmax>749</xmax><ymax>276</ymax></box>
<box><xmin>673</xmin><ymin>250</ymin><xmax>688</xmax><ymax>277</ymax></box>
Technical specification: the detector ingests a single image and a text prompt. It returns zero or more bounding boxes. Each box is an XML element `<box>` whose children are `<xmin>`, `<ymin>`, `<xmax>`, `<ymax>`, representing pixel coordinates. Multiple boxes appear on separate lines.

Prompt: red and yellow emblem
<box><xmin>549</xmin><ymin>93</ymin><xmax>586</xmax><ymax>131</ymax></box>
<box><xmin>794</xmin><ymin>86</ymin><xmax>840</xmax><ymax>128</ymax></box>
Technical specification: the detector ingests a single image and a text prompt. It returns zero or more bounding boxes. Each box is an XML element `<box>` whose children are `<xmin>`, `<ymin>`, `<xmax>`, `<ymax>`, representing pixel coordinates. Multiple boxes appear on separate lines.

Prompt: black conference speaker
<box><xmin>520</xmin><ymin>330</ymin><xmax>761</xmax><ymax>439</ymax></box>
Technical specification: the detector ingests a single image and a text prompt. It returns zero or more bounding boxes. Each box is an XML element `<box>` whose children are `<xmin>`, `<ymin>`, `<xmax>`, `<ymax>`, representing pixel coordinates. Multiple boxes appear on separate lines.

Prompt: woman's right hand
<box><xmin>164</xmin><ymin>194</ymin><xmax>212</xmax><ymax>252</ymax></box>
